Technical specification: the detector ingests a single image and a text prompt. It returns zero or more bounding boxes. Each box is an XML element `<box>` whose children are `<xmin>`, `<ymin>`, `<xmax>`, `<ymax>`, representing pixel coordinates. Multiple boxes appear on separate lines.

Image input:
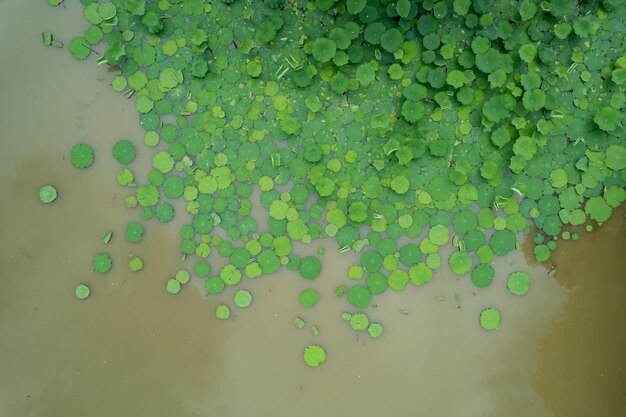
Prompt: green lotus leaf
<box><xmin>594</xmin><ymin>107</ymin><xmax>620</xmax><ymax>132</ymax></box>
<box><xmin>401</xmin><ymin>100</ymin><xmax>425</xmax><ymax>123</ymax></box>
<box><xmin>446</xmin><ymin>70</ymin><xmax>465</xmax><ymax>89</ymax></box>
<box><xmin>387</xmin><ymin>269</ymin><xmax>409</xmax><ymax>291</ymax></box>
<box><xmin>507</xmin><ymin>272</ymin><xmax>531</xmax><ymax>296</ymax></box>
<box><xmin>299</xmin><ymin>288</ymin><xmax>320</xmax><ymax>308</ymax></box>
<box><xmin>471</xmin><ymin>263</ymin><xmax>495</xmax><ymax>288</ymax></box>
<box><xmin>519</xmin><ymin>0</ymin><xmax>537</xmax><ymax>21</ymax></box>
<box><xmin>299</xmin><ymin>256</ymin><xmax>321</xmax><ymax>280</ymax></box>
<box><xmin>480</xmin><ymin>307</ymin><xmax>500</xmax><ymax>330</ymax></box>
<box><xmin>554</xmin><ymin>22</ymin><xmax>572</xmax><ymax>39</ymax></box>
<box><xmin>39</xmin><ymin>185</ymin><xmax>57</xmax><ymax>204</ymax></box>
<box><xmin>303</xmin><ymin>344</ymin><xmax>326</xmax><ymax>367</ymax></box>
<box><xmin>125</xmin><ymin>221</ymin><xmax>144</xmax><ymax>243</ymax></box>
<box><xmin>489</xmin><ymin>229</ymin><xmax>517</xmax><ymax>256</ymax></box>
<box><xmin>311</xmin><ymin>38</ymin><xmax>336</xmax><ymax>63</ymax></box>
<box><xmin>348</xmin><ymin>201</ymin><xmax>368</xmax><ymax>223</ymax></box>
<box><xmin>136</xmin><ymin>185</ymin><xmax>159</xmax><ymax>207</ymax></box>
<box><xmin>93</xmin><ymin>253</ymin><xmax>112</xmax><ymax>273</ymax></box>
<box><xmin>347</xmin><ymin>285</ymin><xmax>372</xmax><ymax>308</ymax></box>
<box><xmin>448</xmin><ymin>251</ymin><xmax>473</xmax><ymax>275</ymax></box>
<box><xmin>453</xmin><ymin>0</ymin><xmax>470</xmax><ymax>16</ymax></box>
<box><xmin>380</xmin><ymin>28</ymin><xmax>403</xmax><ymax>53</ymax></box>
<box><xmin>476</xmin><ymin>49</ymin><xmax>512</xmax><ymax>74</ymax></box>
<box><xmin>68</xmin><ymin>37</ymin><xmax>90</xmax><ymax>60</ymax></box>
<box><xmin>522</xmin><ymin>89</ymin><xmax>546</xmax><ymax>111</ymax></box>
<box><xmin>347</xmin><ymin>0</ymin><xmax>366</xmax><ymax>14</ymax></box>
<box><xmin>585</xmin><ymin>196</ymin><xmax>612</xmax><ymax>223</ymax></box>
<box><xmin>112</xmin><ymin>139</ymin><xmax>137</xmax><ymax>164</ymax></box>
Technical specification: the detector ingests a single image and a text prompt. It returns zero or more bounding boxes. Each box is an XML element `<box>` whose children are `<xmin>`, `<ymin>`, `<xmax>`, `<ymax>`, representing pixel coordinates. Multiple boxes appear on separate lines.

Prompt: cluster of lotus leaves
<box><xmin>54</xmin><ymin>0</ymin><xmax>625</xmax><ymax>337</ymax></box>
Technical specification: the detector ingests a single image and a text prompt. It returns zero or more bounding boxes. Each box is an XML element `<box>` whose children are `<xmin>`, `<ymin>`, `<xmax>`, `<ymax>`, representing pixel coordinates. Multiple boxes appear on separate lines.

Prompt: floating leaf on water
<box><xmin>303</xmin><ymin>344</ymin><xmax>326</xmax><ymax>368</ymax></box>
<box><xmin>124</xmin><ymin>222</ymin><xmax>144</xmax><ymax>243</ymax></box>
<box><xmin>70</xmin><ymin>143</ymin><xmax>95</xmax><ymax>169</ymax></box>
<box><xmin>299</xmin><ymin>256</ymin><xmax>321</xmax><ymax>280</ymax></box>
<box><xmin>68</xmin><ymin>37</ymin><xmax>90</xmax><ymax>60</ymax></box>
<box><xmin>234</xmin><ymin>289</ymin><xmax>253</xmax><ymax>308</ymax></box>
<box><xmin>93</xmin><ymin>253</ymin><xmax>112</xmax><ymax>273</ymax></box>
<box><xmin>507</xmin><ymin>272</ymin><xmax>530</xmax><ymax>296</ymax></box>
<box><xmin>471</xmin><ymin>263</ymin><xmax>495</xmax><ymax>288</ymax></box>
<box><xmin>112</xmin><ymin>139</ymin><xmax>137</xmax><ymax>165</ymax></box>
<box><xmin>39</xmin><ymin>185</ymin><xmax>57</xmax><ymax>204</ymax></box>
<box><xmin>129</xmin><ymin>256</ymin><xmax>143</xmax><ymax>272</ymax></box>
<box><xmin>349</xmin><ymin>312</ymin><xmax>369</xmax><ymax>331</ymax></box>
<box><xmin>215</xmin><ymin>304</ymin><xmax>231</xmax><ymax>320</ymax></box>
<box><xmin>367</xmin><ymin>322</ymin><xmax>384</xmax><ymax>338</ymax></box>
<box><xmin>75</xmin><ymin>284</ymin><xmax>90</xmax><ymax>300</ymax></box>
<box><xmin>166</xmin><ymin>278</ymin><xmax>181</xmax><ymax>294</ymax></box>
<box><xmin>479</xmin><ymin>307</ymin><xmax>501</xmax><ymax>331</ymax></box>
<box><xmin>448</xmin><ymin>251</ymin><xmax>473</xmax><ymax>275</ymax></box>
<box><xmin>299</xmin><ymin>289</ymin><xmax>320</xmax><ymax>308</ymax></box>
<box><xmin>347</xmin><ymin>285</ymin><xmax>372</xmax><ymax>308</ymax></box>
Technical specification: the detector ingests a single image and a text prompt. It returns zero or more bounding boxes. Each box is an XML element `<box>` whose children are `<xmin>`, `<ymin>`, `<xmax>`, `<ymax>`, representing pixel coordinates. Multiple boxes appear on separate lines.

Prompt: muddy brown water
<box><xmin>0</xmin><ymin>1</ymin><xmax>624</xmax><ymax>416</ymax></box>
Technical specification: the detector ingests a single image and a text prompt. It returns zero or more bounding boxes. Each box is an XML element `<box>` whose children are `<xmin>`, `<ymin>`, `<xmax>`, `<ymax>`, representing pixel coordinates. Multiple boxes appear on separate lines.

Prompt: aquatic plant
<box><xmin>46</xmin><ymin>0</ymin><xmax>625</xmax><ymax>367</ymax></box>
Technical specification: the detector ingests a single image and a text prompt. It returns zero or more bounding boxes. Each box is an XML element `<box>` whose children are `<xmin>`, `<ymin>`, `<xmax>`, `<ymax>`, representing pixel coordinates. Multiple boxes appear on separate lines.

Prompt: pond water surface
<box><xmin>0</xmin><ymin>2</ymin><xmax>624</xmax><ymax>417</ymax></box>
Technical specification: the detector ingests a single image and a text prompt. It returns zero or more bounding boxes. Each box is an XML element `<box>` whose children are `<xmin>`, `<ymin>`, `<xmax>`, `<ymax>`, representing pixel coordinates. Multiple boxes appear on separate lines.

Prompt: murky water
<box><xmin>0</xmin><ymin>1</ymin><xmax>624</xmax><ymax>416</ymax></box>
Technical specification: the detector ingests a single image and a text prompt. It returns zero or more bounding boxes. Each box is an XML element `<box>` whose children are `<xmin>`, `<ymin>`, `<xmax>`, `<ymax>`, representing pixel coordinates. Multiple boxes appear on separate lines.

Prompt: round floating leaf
<box><xmin>390</xmin><ymin>176</ymin><xmax>410</xmax><ymax>194</ymax></box>
<box><xmin>507</xmin><ymin>271</ymin><xmax>530</xmax><ymax>296</ymax></box>
<box><xmin>534</xmin><ymin>244</ymin><xmax>550</xmax><ymax>262</ymax></box>
<box><xmin>152</xmin><ymin>151</ymin><xmax>174</xmax><ymax>173</ymax></box>
<box><xmin>70</xmin><ymin>144</ymin><xmax>94</xmax><ymax>169</ymax></box>
<box><xmin>68</xmin><ymin>37</ymin><xmax>90</xmax><ymax>60</ymax></box>
<box><xmin>367</xmin><ymin>322</ymin><xmax>384</xmax><ymax>338</ymax></box>
<box><xmin>605</xmin><ymin>145</ymin><xmax>626</xmax><ymax>171</ymax></box>
<box><xmin>215</xmin><ymin>304</ymin><xmax>231</xmax><ymax>320</ymax></box>
<box><xmin>205</xmin><ymin>276</ymin><xmax>225</xmax><ymax>295</ymax></box>
<box><xmin>347</xmin><ymin>285</ymin><xmax>371</xmax><ymax>308</ymax></box>
<box><xmin>39</xmin><ymin>185</ymin><xmax>58</xmax><ymax>204</ymax></box>
<box><xmin>112</xmin><ymin>140</ymin><xmax>137</xmax><ymax>164</ymax></box>
<box><xmin>388</xmin><ymin>269</ymin><xmax>409</xmax><ymax>291</ymax></box>
<box><xmin>471</xmin><ymin>264</ymin><xmax>495</xmax><ymax>288</ymax></box>
<box><xmin>585</xmin><ymin>196</ymin><xmax>611</xmax><ymax>223</ymax></box>
<box><xmin>129</xmin><ymin>256</ymin><xmax>143</xmax><ymax>272</ymax></box>
<box><xmin>234</xmin><ymin>289</ymin><xmax>252</xmax><ymax>308</ymax></box>
<box><xmin>220</xmin><ymin>264</ymin><xmax>241</xmax><ymax>286</ymax></box>
<box><xmin>361</xmin><ymin>250</ymin><xmax>383</xmax><ymax>272</ymax></box>
<box><xmin>380</xmin><ymin>28</ymin><xmax>403</xmax><ymax>53</ymax></box>
<box><xmin>409</xmin><ymin>263</ymin><xmax>432</xmax><ymax>286</ymax></box>
<box><xmin>93</xmin><ymin>253</ymin><xmax>112</xmax><ymax>273</ymax></box>
<box><xmin>428</xmin><ymin>224</ymin><xmax>449</xmax><ymax>246</ymax></box>
<box><xmin>175</xmin><ymin>269</ymin><xmax>190</xmax><ymax>284</ymax></box>
<box><xmin>299</xmin><ymin>256</ymin><xmax>321</xmax><ymax>280</ymax></box>
<box><xmin>303</xmin><ymin>345</ymin><xmax>326</xmax><ymax>368</ymax></box>
<box><xmin>166</xmin><ymin>278</ymin><xmax>181</xmax><ymax>294</ymax></box>
<box><xmin>75</xmin><ymin>284</ymin><xmax>90</xmax><ymax>300</ymax></box>
<box><xmin>489</xmin><ymin>230</ymin><xmax>517</xmax><ymax>256</ymax></box>
<box><xmin>349</xmin><ymin>312</ymin><xmax>369</xmax><ymax>331</ymax></box>
<box><xmin>299</xmin><ymin>289</ymin><xmax>320</xmax><ymax>308</ymax></box>
<box><xmin>594</xmin><ymin>107</ymin><xmax>620</xmax><ymax>132</ymax></box>
<box><xmin>448</xmin><ymin>252</ymin><xmax>473</xmax><ymax>275</ymax></box>
<box><xmin>136</xmin><ymin>185</ymin><xmax>159</xmax><ymax>207</ymax></box>
<box><xmin>125</xmin><ymin>222</ymin><xmax>144</xmax><ymax>243</ymax></box>
<box><xmin>480</xmin><ymin>307</ymin><xmax>501</xmax><ymax>330</ymax></box>
<box><xmin>311</xmin><ymin>38</ymin><xmax>336</xmax><ymax>63</ymax></box>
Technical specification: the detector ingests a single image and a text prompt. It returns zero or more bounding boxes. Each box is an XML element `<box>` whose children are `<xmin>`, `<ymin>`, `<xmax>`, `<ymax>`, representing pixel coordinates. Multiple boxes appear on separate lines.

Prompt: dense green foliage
<box><xmin>50</xmin><ymin>0</ymin><xmax>625</xmax><ymax>363</ymax></box>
